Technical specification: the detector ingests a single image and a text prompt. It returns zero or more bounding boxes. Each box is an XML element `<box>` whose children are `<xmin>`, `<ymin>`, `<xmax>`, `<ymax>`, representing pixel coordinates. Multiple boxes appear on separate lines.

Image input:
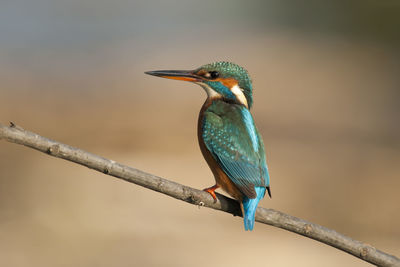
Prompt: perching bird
<box><xmin>145</xmin><ymin>62</ymin><xmax>270</xmax><ymax>231</ymax></box>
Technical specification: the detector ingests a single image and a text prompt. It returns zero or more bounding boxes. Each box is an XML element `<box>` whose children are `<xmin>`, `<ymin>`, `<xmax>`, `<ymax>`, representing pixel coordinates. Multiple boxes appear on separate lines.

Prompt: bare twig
<box><xmin>0</xmin><ymin>122</ymin><xmax>399</xmax><ymax>267</ymax></box>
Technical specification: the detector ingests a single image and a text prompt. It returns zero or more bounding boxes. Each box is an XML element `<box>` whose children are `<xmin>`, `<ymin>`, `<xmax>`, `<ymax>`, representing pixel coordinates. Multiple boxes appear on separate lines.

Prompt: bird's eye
<box><xmin>209</xmin><ymin>71</ymin><xmax>219</xmax><ymax>79</ymax></box>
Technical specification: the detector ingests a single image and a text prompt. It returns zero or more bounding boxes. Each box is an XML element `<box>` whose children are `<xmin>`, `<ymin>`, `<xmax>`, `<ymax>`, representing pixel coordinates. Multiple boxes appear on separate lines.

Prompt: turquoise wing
<box><xmin>201</xmin><ymin>102</ymin><xmax>269</xmax><ymax>199</ymax></box>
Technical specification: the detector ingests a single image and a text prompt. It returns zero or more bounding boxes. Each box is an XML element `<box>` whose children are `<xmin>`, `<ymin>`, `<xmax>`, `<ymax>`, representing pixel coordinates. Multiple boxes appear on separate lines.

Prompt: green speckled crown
<box><xmin>197</xmin><ymin>62</ymin><xmax>253</xmax><ymax>108</ymax></box>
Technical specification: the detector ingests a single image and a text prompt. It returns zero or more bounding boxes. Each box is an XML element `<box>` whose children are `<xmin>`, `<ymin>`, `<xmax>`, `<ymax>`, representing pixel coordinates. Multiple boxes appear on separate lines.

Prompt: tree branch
<box><xmin>0</xmin><ymin>122</ymin><xmax>399</xmax><ymax>267</ymax></box>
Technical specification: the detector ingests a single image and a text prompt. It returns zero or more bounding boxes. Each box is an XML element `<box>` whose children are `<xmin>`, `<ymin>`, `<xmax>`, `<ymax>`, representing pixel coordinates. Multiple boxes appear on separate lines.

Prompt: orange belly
<box><xmin>210</xmin><ymin>158</ymin><xmax>244</xmax><ymax>201</ymax></box>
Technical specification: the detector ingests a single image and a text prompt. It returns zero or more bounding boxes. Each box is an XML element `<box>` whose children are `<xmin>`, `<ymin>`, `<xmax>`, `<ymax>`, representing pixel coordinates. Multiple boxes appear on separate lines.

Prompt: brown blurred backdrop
<box><xmin>1</xmin><ymin>1</ymin><xmax>399</xmax><ymax>266</ymax></box>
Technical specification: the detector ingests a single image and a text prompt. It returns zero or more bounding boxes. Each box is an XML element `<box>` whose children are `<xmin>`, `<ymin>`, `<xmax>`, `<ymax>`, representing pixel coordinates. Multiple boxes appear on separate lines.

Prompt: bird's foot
<box><xmin>203</xmin><ymin>184</ymin><xmax>219</xmax><ymax>202</ymax></box>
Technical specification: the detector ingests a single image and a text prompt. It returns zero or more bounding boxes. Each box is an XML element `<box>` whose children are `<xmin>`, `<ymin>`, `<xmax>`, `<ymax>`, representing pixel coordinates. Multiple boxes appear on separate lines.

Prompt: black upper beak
<box><xmin>145</xmin><ymin>70</ymin><xmax>201</xmax><ymax>82</ymax></box>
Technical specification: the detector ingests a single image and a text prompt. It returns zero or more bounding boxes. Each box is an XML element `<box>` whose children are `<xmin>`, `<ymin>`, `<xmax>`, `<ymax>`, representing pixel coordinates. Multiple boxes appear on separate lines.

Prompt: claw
<box><xmin>203</xmin><ymin>184</ymin><xmax>219</xmax><ymax>202</ymax></box>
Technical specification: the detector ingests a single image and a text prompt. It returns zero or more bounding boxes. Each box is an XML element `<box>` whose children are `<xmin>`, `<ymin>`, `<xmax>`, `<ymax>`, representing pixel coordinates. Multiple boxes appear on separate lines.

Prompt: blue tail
<box><xmin>242</xmin><ymin>187</ymin><xmax>266</xmax><ymax>231</ymax></box>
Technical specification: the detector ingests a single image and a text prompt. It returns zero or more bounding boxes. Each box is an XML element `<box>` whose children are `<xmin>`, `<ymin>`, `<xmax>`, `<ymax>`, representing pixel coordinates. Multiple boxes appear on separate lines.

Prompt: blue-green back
<box><xmin>201</xmin><ymin>100</ymin><xmax>269</xmax><ymax>198</ymax></box>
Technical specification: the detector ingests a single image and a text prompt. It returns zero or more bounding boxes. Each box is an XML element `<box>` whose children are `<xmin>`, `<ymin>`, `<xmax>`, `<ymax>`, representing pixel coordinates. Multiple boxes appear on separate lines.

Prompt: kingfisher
<box><xmin>145</xmin><ymin>62</ymin><xmax>271</xmax><ymax>231</ymax></box>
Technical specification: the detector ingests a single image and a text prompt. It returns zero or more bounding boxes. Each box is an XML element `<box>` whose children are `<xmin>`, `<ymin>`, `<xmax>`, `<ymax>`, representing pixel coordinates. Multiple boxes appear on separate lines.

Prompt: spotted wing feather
<box><xmin>202</xmin><ymin>101</ymin><xmax>269</xmax><ymax>199</ymax></box>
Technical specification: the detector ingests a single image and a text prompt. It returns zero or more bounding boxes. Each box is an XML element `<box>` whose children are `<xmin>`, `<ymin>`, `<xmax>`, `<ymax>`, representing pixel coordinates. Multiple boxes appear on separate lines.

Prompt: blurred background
<box><xmin>1</xmin><ymin>0</ymin><xmax>399</xmax><ymax>266</ymax></box>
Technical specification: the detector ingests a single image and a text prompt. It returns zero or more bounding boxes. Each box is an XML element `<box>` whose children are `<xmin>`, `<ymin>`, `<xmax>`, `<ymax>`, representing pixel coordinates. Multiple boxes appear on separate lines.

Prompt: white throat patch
<box><xmin>196</xmin><ymin>82</ymin><xmax>220</xmax><ymax>98</ymax></box>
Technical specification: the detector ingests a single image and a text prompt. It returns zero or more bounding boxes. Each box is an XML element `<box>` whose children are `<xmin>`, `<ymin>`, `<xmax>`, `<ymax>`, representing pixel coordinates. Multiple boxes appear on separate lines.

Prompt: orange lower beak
<box><xmin>145</xmin><ymin>70</ymin><xmax>201</xmax><ymax>82</ymax></box>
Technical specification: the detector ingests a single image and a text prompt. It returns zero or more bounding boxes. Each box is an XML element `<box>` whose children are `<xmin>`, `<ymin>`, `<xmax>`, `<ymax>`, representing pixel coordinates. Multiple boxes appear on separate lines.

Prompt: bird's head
<box><xmin>145</xmin><ymin>61</ymin><xmax>253</xmax><ymax>108</ymax></box>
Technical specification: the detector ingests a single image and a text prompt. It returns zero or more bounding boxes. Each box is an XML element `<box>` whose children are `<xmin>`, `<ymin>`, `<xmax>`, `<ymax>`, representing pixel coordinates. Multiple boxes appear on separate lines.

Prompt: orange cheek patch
<box><xmin>161</xmin><ymin>76</ymin><xmax>198</xmax><ymax>82</ymax></box>
<box><xmin>215</xmin><ymin>78</ymin><xmax>238</xmax><ymax>89</ymax></box>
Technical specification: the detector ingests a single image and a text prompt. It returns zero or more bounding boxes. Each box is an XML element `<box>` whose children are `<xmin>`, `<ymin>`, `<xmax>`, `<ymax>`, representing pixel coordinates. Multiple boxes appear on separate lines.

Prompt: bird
<box><xmin>145</xmin><ymin>62</ymin><xmax>270</xmax><ymax>231</ymax></box>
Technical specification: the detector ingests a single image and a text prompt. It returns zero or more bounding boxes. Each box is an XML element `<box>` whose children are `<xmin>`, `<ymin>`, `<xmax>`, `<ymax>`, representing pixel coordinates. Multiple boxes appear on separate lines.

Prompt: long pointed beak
<box><xmin>145</xmin><ymin>70</ymin><xmax>201</xmax><ymax>82</ymax></box>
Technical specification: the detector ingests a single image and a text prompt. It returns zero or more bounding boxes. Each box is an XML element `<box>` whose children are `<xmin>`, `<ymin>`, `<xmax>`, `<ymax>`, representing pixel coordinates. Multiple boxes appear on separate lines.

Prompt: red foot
<box><xmin>203</xmin><ymin>184</ymin><xmax>220</xmax><ymax>202</ymax></box>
